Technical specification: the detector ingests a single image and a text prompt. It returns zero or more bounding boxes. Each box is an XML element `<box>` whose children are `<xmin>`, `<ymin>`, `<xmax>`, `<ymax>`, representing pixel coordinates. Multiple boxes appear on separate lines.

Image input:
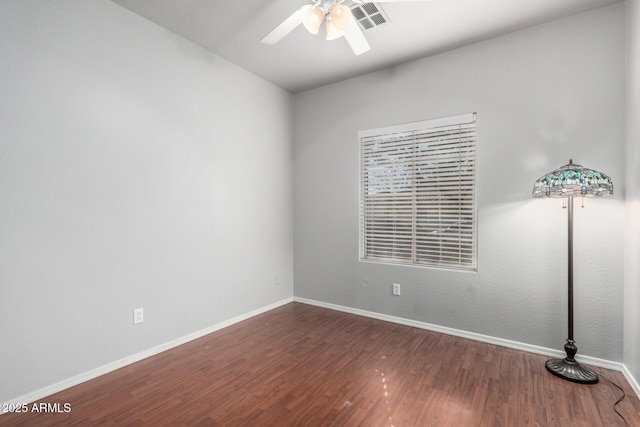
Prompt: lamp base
<box><xmin>545</xmin><ymin>358</ymin><xmax>599</xmax><ymax>384</ymax></box>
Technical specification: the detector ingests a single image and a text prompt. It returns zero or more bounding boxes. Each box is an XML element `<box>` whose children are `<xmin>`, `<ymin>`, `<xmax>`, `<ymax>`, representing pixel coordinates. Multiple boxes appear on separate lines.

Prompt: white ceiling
<box><xmin>111</xmin><ymin>0</ymin><xmax>622</xmax><ymax>93</ymax></box>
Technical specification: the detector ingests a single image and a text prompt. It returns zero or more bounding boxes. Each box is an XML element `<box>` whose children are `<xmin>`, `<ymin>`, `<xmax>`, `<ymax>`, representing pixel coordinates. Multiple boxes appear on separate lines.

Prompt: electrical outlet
<box><xmin>392</xmin><ymin>283</ymin><xmax>401</xmax><ymax>296</ymax></box>
<box><xmin>133</xmin><ymin>307</ymin><xmax>144</xmax><ymax>324</ymax></box>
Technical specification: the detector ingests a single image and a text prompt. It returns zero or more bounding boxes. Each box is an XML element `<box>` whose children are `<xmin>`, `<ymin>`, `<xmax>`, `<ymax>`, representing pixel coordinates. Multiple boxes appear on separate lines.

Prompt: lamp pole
<box><xmin>544</xmin><ymin>193</ymin><xmax>598</xmax><ymax>384</ymax></box>
<box><xmin>564</xmin><ymin>194</ymin><xmax>577</xmax><ymax>365</ymax></box>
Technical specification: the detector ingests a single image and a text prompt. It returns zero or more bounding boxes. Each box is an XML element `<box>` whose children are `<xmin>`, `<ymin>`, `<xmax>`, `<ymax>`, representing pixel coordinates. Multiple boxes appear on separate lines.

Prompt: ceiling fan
<box><xmin>261</xmin><ymin>0</ymin><xmax>432</xmax><ymax>56</ymax></box>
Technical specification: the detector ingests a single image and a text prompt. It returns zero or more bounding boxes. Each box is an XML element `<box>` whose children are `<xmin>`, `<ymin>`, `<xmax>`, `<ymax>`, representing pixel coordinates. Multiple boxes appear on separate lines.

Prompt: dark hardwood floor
<box><xmin>2</xmin><ymin>302</ymin><xmax>639</xmax><ymax>426</ymax></box>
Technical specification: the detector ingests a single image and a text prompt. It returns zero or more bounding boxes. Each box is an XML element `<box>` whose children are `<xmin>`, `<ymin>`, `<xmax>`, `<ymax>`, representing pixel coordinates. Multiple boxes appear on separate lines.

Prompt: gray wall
<box><xmin>0</xmin><ymin>0</ymin><xmax>294</xmax><ymax>402</ymax></box>
<box><xmin>625</xmin><ymin>0</ymin><xmax>640</xmax><ymax>385</ymax></box>
<box><xmin>294</xmin><ymin>4</ymin><xmax>626</xmax><ymax>362</ymax></box>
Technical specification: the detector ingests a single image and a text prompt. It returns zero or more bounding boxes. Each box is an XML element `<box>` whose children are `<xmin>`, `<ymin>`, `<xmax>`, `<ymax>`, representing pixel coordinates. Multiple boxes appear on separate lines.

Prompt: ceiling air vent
<box><xmin>350</xmin><ymin>2</ymin><xmax>390</xmax><ymax>31</ymax></box>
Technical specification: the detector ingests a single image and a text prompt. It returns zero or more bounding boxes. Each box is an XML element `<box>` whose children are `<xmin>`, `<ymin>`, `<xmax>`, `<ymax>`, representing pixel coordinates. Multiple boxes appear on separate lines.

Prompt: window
<box><xmin>359</xmin><ymin>113</ymin><xmax>477</xmax><ymax>270</ymax></box>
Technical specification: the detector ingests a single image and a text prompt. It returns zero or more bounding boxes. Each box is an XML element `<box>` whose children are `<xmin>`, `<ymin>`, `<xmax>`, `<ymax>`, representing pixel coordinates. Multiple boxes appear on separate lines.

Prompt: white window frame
<box><xmin>359</xmin><ymin>113</ymin><xmax>477</xmax><ymax>271</ymax></box>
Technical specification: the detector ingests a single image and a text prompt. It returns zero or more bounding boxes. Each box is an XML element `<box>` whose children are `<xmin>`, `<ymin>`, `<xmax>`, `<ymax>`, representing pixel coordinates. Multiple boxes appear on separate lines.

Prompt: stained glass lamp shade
<box><xmin>532</xmin><ymin>159</ymin><xmax>613</xmax><ymax>384</ymax></box>
<box><xmin>533</xmin><ymin>160</ymin><xmax>613</xmax><ymax>198</ymax></box>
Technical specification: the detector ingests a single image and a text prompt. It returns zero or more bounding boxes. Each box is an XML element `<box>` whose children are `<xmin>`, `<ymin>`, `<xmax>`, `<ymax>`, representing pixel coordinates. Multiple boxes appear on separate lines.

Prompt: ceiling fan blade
<box><xmin>344</xmin><ymin>18</ymin><xmax>370</xmax><ymax>55</ymax></box>
<box><xmin>261</xmin><ymin>5</ymin><xmax>313</xmax><ymax>45</ymax></box>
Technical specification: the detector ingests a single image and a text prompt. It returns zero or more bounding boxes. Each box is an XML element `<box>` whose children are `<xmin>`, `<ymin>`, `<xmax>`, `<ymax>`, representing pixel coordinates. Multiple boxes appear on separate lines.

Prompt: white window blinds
<box><xmin>359</xmin><ymin>113</ymin><xmax>477</xmax><ymax>270</ymax></box>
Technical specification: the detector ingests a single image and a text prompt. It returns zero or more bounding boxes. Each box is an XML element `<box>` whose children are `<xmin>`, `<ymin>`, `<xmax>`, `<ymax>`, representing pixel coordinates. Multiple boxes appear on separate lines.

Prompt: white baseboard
<box><xmin>294</xmin><ymin>297</ymin><xmax>637</xmax><ymax>388</ymax></box>
<box><xmin>1</xmin><ymin>297</ymin><xmax>294</xmax><ymax>413</ymax></box>
<box><xmin>622</xmin><ymin>363</ymin><xmax>640</xmax><ymax>398</ymax></box>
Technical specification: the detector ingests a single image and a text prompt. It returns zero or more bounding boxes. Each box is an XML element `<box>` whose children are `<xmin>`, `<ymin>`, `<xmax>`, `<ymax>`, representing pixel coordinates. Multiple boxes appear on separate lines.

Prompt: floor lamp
<box><xmin>532</xmin><ymin>159</ymin><xmax>613</xmax><ymax>384</ymax></box>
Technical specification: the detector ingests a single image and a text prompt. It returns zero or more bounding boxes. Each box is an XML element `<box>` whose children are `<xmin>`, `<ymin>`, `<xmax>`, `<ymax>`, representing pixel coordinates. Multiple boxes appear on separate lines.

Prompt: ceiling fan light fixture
<box><xmin>328</xmin><ymin>3</ymin><xmax>352</xmax><ymax>29</ymax></box>
<box><xmin>326</xmin><ymin>18</ymin><xmax>345</xmax><ymax>40</ymax></box>
<box><xmin>302</xmin><ymin>7</ymin><xmax>325</xmax><ymax>35</ymax></box>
